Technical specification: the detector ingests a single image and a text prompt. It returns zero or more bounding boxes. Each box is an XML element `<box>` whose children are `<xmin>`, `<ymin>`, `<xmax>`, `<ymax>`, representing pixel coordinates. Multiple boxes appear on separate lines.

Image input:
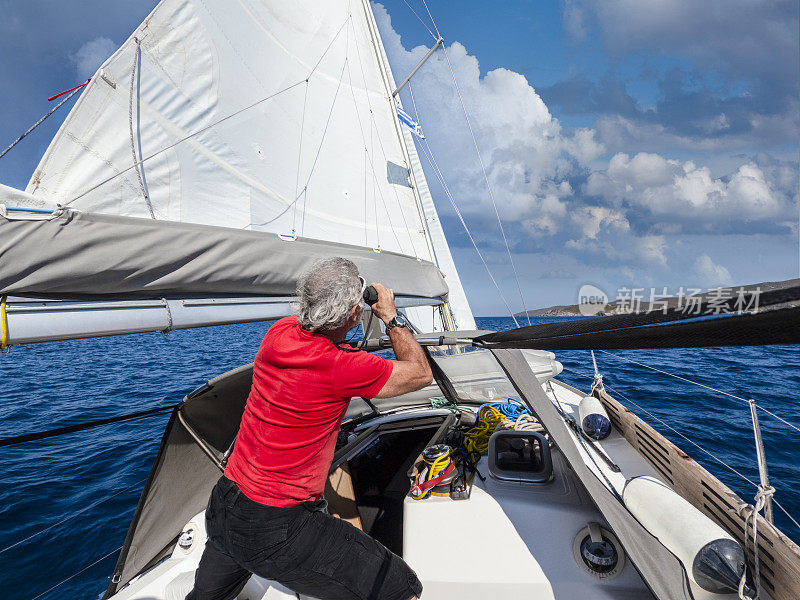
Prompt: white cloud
<box><xmin>71</xmin><ymin>36</ymin><xmax>116</xmax><ymax>80</ymax></box>
<box><xmin>694</xmin><ymin>253</ymin><xmax>732</xmax><ymax>286</ymax></box>
<box><xmin>374</xmin><ymin>3</ymin><xmax>796</xmax><ymax>278</ymax></box>
<box><xmin>570</xmin><ymin>206</ymin><xmax>629</xmax><ymax>239</ymax></box>
<box><xmin>374</xmin><ymin>3</ymin><xmax>603</xmax><ymax>222</ymax></box>
<box><xmin>584</xmin><ymin>152</ymin><xmax>795</xmax><ymax>232</ymax></box>
<box><xmin>594</xmin><ymin>113</ymin><xmax>799</xmax><ymax>155</ymax></box>
<box><xmin>565</xmin><ymin>233</ymin><xmax>666</xmax><ymax>267</ymax></box>
<box><xmin>522</xmin><ymin>214</ymin><xmax>559</xmax><ymax>237</ymax></box>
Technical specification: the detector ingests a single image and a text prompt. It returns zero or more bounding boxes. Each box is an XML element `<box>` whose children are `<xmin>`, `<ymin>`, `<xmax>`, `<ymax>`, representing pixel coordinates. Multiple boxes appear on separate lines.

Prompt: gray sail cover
<box><xmin>0</xmin><ymin>209</ymin><xmax>449</xmax><ymax>300</ymax></box>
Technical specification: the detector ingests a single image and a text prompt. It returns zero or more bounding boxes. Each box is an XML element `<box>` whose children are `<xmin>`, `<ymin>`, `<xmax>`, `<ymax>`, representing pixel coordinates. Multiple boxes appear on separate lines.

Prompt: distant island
<box><xmin>516</xmin><ymin>278</ymin><xmax>799</xmax><ymax>318</ymax></box>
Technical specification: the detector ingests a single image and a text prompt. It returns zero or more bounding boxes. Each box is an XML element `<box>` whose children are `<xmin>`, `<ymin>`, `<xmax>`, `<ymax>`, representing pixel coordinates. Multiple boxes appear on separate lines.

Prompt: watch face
<box><xmin>393</xmin><ymin>314</ymin><xmax>407</xmax><ymax>328</ymax></box>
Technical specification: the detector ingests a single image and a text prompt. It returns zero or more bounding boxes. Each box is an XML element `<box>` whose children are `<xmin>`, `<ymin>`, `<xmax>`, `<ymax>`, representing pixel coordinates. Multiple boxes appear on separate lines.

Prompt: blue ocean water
<box><xmin>1</xmin><ymin>316</ymin><xmax>798</xmax><ymax>599</ymax></box>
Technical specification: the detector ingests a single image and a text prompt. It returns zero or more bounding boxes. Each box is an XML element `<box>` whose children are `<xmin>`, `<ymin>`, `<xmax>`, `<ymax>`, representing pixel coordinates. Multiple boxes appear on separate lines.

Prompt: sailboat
<box><xmin>1</xmin><ymin>1</ymin><xmax>799</xmax><ymax>599</ymax></box>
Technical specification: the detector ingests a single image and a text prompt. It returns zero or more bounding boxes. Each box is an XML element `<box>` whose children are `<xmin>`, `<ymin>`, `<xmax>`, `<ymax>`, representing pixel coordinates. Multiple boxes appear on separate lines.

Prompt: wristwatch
<box><xmin>385</xmin><ymin>314</ymin><xmax>408</xmax><ymax>333</ymax></box>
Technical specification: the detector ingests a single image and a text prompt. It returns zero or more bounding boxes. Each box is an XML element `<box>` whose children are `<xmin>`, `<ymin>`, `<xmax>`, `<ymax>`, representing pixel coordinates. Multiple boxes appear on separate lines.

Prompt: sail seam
<box><xmin>292</xmin><ymin>81</ymin><xmax>309</xmax><ymax>236</ymax></box>
<box><xmin>345</xmin><ymin>27</ymin><xmax>411</xmax><ymax>255</ymax></box>
<box><xmin>347</xmin><ymin>13</ymin><xmax>406</xmax><ymax>252</ymax></box>
<box><xmin>349</xmin><ymin>13</ymin><xmax>382</xmax><ymax>250</ymax></box>
<box><xmin>344</xmin><ymin>38</ymin><xmax>381</xmax><ymax>249</ymax></box>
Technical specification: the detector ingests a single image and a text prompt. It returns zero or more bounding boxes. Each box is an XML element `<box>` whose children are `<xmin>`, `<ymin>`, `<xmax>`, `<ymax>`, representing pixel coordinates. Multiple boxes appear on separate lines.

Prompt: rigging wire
<box><xmin>414</xmin><ymin>0</ymin><xmax>531</xmax><ymax>324</ymax></box>
<box><xmin>407</xmin><ymin>85</ymin><xmax>519</xmax><ymax>323</ymax></box>
<box><xmin>416</xmin><ymin>138</ymin><xmax>518</xmax><ymax>322</ymax></box>
<box><xmin>0</xmin><ymin>477</ymin><xmax>147</xmax><ymax>556</ymax></box>
<box><xmin>345</xmin><ymin>13</ymin><xmax>380</xmax><ymax>248</ymax></box>
<box><xmin>399</xmin><ymin>0</ymin><xmax>438</xmax><ymax>41</ymax></box>
<box><xmin>420</xmin><ymin>0</ymin><xmax>442</xmax><ymax>38</ymax></box>
<box><xmin>0</xmin><ymin>404</ymin><xmax>176</xmax><ymax>447</ymax></box>
<box><xmin>300</xmin><ymin>31</ymin><xmax>351</xmax><ymax>237</ymax></box>
<box><xmin>30</xmin><ymin>545</ymin><xmax>122</xmax><ymax>600</ymax></box>
<box><xmin>0</xmin><ymin>85</ymin><xmax>85</xmax><ymax>162</ymax></box>
<box><xmin>596</xmin><ymin>350</ymin><xmax>800</xmax><ymax>435</ymax></box>
<box><xmin>751</xmin><ymin>405</ymin><xmax>800</xmax><ymax>436</ymax></box>
<box><xmin>602</xmin><ymin>381</ymin><xmax>800</xmax><ymax>533</ymax></box>
<box><xmin>440</xmin><ymin>42</ymin><xmax>531</xmax><ymax>325</ymax></box>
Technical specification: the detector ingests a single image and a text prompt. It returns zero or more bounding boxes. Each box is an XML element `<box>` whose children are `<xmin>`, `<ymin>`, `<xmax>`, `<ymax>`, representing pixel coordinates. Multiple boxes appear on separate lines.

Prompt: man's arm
<box><xmin>369</xmin><ymin>283</ymin><xmax>433</xmax><ymax>398</ymax></box>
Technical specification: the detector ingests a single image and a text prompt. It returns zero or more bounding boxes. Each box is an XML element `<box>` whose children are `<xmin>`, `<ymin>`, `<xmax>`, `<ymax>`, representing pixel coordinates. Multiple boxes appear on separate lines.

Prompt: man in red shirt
<box><xmin>188</xmin><ymin>257</ymin><xmax>430</xmax><ymax>600</ymax></box>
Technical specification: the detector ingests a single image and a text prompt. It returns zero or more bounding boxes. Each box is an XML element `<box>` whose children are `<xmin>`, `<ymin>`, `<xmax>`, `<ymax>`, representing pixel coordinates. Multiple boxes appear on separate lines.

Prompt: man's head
<box><xmin>295</xmin><ymin>257</ymin><xmax>363</xmax><ymax>334</ymax></box>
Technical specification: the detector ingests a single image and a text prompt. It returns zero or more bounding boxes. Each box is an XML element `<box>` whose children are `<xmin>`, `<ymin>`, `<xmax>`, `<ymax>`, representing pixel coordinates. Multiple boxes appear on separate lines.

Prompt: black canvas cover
<box><xmin>490</xmin><ymin>348</ymin><xmax>694</xmax><ymax>600</ymax></box>
<box><xmin>478</xmin><ymin>285</ymin><xmax>800</xmax><ymax>350</ymax></box>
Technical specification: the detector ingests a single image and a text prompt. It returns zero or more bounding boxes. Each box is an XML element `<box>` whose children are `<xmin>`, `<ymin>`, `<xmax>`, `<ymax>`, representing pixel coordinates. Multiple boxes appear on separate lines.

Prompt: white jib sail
<box><xmin>24</xmin><ymin>0</ymin><xmax>475</xmax><ymax>331</ymax></box>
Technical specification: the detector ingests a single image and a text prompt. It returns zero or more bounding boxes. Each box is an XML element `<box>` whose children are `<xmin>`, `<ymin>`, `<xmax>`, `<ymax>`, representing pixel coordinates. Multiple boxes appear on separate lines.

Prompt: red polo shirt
<box><xmin>225</xmin><ymin>316</ymin><xmax>393</xmax><ymax>507</ymax></box>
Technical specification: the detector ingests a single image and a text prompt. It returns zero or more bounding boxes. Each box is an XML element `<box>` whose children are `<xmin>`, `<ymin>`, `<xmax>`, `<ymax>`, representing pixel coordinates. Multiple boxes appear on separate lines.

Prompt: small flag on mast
<box><xmin>396</xmin><ymin>105</ymin><xmax>425</xmax><ymax>139</ymax></box>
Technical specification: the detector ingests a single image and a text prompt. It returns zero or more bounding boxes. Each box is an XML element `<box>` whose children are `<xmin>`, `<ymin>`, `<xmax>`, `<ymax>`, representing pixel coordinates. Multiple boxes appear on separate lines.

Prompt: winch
<box><xmin>410</xmin><ymin>444</ymin><xmax>458</xmax><ymax>500</ymax></box>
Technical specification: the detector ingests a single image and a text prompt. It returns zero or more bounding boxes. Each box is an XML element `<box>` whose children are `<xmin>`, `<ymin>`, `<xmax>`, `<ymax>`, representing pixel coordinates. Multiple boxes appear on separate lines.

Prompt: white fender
<box><xmin>578</xmin><ymin>395</ymin><xmax>612</xmax><ymax>440</ymax></box>
<box><xmin>622</xmin><ymin>476</ymin><xmax>745</xmax><ymax>593</ymax></box>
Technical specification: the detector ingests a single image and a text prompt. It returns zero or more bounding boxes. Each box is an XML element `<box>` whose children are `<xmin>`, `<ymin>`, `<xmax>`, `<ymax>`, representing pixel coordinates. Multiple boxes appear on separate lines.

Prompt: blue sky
<box><xmin>0</xmin><ymin>1</ymin><xmax>797</xmax><ymax>316</ymax></box>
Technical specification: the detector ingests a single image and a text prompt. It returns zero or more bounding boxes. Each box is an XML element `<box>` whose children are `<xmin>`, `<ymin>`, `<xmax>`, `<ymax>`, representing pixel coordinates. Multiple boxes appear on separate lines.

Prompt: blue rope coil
<box><xmin>477</xmin><ymin>397</ymin><xmax>531</xmax><ymax>420</ymax></box>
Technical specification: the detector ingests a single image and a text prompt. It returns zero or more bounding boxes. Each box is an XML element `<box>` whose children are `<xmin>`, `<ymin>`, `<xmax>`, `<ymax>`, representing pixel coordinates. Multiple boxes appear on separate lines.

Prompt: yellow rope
<box><xmin>1</xmin><ymin>295</ymin><xmax>8</xmax><ymax>352</ymax></box>
<box><xmin>464</xmin><ymin>406</ymin><xmax>506</xmax><ymax>454</ymax></box>
<box><xmin>441</xmin><ymin>302</ymin><xmax>455</xmax><ymax>330</ymax></box>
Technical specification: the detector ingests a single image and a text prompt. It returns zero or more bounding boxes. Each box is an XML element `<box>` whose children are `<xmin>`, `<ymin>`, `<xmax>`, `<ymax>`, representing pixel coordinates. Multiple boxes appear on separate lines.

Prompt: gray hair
<box><xmin>294</xmin><ymin>257</ymin><xmax>362</xmax><ymax>332</ymax></box>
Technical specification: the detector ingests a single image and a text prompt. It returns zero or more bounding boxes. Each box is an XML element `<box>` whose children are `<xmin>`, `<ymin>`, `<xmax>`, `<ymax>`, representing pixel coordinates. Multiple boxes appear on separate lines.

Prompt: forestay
<box><xmin>12</xmin><ymin>0</ymin><xmax>474</xmax><ymax>329</ymax></box>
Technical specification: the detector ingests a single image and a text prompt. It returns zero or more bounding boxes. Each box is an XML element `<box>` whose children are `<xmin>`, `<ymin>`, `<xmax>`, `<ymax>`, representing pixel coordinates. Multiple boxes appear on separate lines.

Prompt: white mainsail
<box><xmin>19</xmin><ymin>0</ymin><xmax>474</xmax><ymax>331</ymax></box>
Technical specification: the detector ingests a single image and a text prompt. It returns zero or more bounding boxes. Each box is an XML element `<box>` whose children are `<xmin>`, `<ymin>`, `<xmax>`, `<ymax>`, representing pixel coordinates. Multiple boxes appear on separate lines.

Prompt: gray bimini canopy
<box><xmin>103</xmin><ymin>364</ymin><xmax>254</xmax><ymax>598</ymax></box>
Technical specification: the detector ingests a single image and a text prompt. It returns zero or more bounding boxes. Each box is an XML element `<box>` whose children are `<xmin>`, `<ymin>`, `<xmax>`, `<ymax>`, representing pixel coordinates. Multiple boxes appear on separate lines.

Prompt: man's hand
<box><xmin>367</xmin><ymin>282</ymin><xmax>433</xmax><ymax>399</ymax></box>
<box><xmin>370</xmin><ymin>282</ymin><xmax>398</xmax><ymax>325</ymax></box>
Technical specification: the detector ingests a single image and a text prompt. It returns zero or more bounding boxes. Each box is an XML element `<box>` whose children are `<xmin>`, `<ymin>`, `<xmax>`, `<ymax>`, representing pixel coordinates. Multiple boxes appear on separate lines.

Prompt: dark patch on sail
<box><xmin>386</xmin><ymin>161</ymin><xmax>411</xmax><ymax>187</ymax></box>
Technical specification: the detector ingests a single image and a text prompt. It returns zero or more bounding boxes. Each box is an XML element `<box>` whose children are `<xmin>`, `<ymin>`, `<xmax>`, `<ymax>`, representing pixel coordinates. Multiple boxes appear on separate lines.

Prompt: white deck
<box><xmin>402</xmin><ymin>451</ymin><xmax>654</xmax><ymax>599</ymax></box>
<box><xmin>114</xmin><ymin>448</ymin><xmax>655</xmax><ymax>600</ymax></box>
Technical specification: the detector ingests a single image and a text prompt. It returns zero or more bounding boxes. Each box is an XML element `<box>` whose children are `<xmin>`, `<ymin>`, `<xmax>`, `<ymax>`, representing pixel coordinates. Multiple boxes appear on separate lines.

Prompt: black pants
<box><xmin>186</xmin><ymin>477</ymin><xmax>423</xmax><ymax>600</ymax></box>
